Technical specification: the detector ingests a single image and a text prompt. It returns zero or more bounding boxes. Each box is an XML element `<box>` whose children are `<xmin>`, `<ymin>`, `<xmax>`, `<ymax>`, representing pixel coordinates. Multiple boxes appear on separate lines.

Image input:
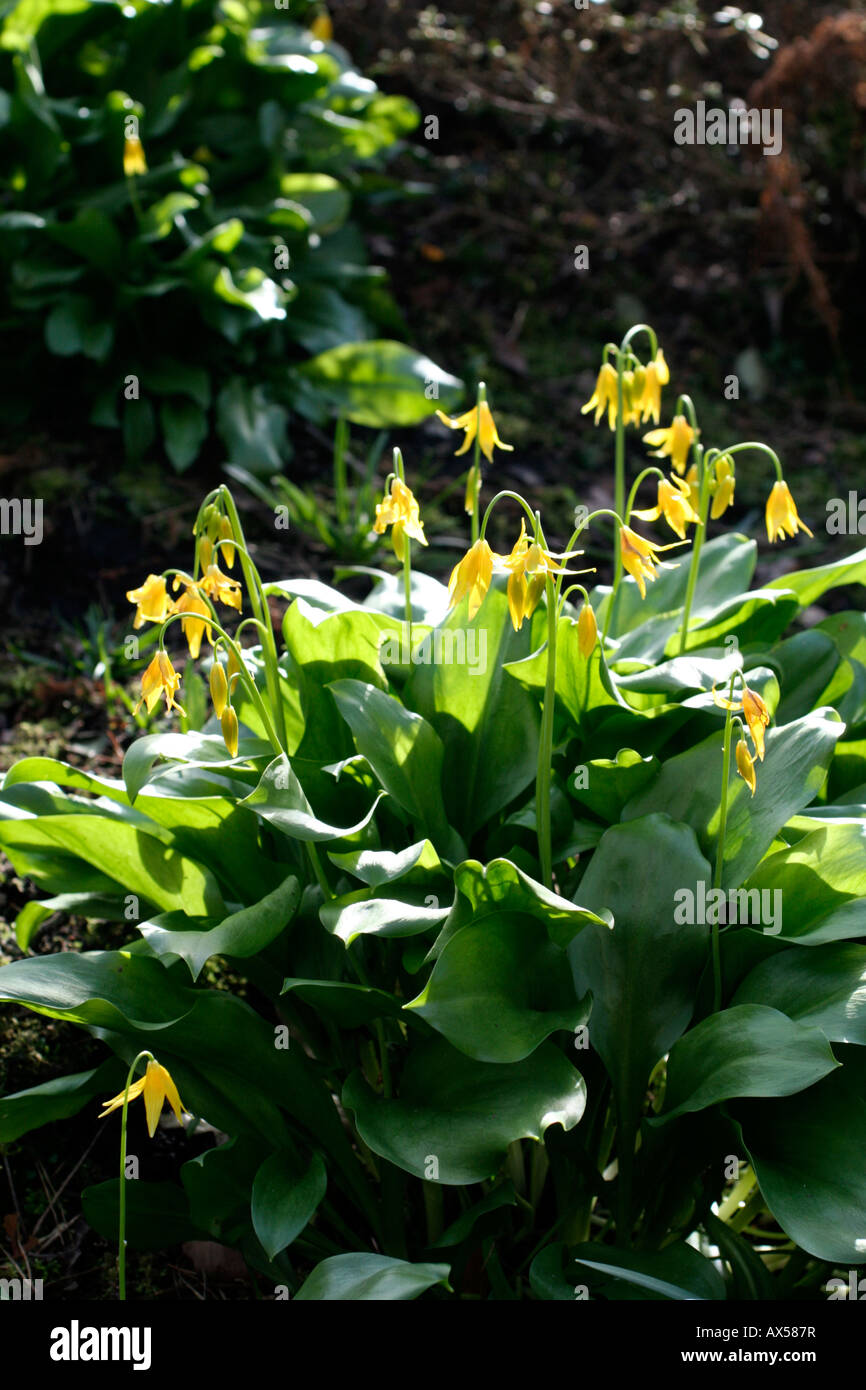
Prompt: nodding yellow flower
<box><xmin>209</xmin><ymin>661</ymin><xmax>228</xmax><ymax>718</ymax></box>
<box><xmin>736</xmin><ymin>738</ymin><xmax>757</xmax><ymax>796</ymax></box>
<box><xmin>373</xmin><ymin>477</ymin><xmax>427</xmax><ymax>559</ymax></box>
<box><xmin>447</xmin><ymin>537</ymin><xmax>497</xmax><ymax>621</ymax></box>
<box><xmin>638</xmin><ymin>351</ymin><xmax>669</xmax><ymax>425</ymax></box>
<box><xmin>619</xmin><ymin>525</ymin><xmax>684</xmax><ymax>600</ymax></box>
<box><xmin>310</xmin><ymin>11</ymin><xmax>333</xmax><ymax>40</ymax></box>
<box><xmin>436</xmin><ymin>400</ymin><xmax>513</xmax><ymax>462</ymax></box>
<box><xmin>621</xmin><ymin>369</ymin><xmax>643</xmax><ymax>427</ymax></box>
<box><xmin>578</xmin><ymin>602</ymin><xmax>598</xmax><ymax>657</ymax></box>
<box><xmin>632</xmin><ymin>474</ymin><xmax>701</xmax><ymax>540</ymax></box>
<box><xmin>685</xmin><ymin>463</ymin><xmax>700</xmax><ymax>513</ymax></box>
<box><xmin>172</xmin><ymin>581</ymin><xmax>213</xmax><ymax>660</ymax></box>
<box><xmin>765</xmin><ymin>479</ymin><xmax>813</xmax><ymax>544</ymax></box>
<box><xmin>643</xmin><ymin>414</ymin><xmax>695</xmax><ymax>475</ymax></box>
<box><xmin>218</xmin><ymin>516</ymin><xmax>236</xmax><ymax>569</ymax></box>
<box><xmin>713</xmin><ymin>679</ymin><xmax>771</xmax><ymax>761</ymax></box>
<box><xmin>581</xmin><ymin>361</ymin><xmax>619</xmax><ymax>429</ymax></box>
<box><xmin>126</xmin><ymin>574</ymin><xmax>170</xmax><ymax>630</ymax></box>
<box><xmin>742</xmin><ymin>684</ymin><xmax>770</xmax><ymax>761</ymax></box>
<box><xmin>99</xmin><ymin>1058</ymin><xmax>186</xmax><ymax>1138</ymax></box>
<box><xmin>221</xmin><ymin>705</ymin><xmax>239</xmax><ymax>758</ymax></box>
<box><xmin>135</xmin><ymin>651</ymin><xmax>184</xmax><ymax>717</ymax></box>
<box><xmin>123</xmin><ymin>135</ymin><xmax>147</xmax><ymax>177</ymax></box>
<box><xmin>499</xmin><ymin>522</ymin><xmax>557</xmax><ymax>631</ymax></box>
<box><xmin>710</xmin><ymin>455</ymin><xmax>735</xmax><ymax>520</ymax></box>
<box><xmin>200</xmin><ymin>562</ymin><xmax>242</xmax><ymax>611</ymax></box>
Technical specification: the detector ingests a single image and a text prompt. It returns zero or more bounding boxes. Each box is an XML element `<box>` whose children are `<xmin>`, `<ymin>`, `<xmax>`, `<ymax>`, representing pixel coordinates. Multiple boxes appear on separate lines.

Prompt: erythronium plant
<box><xmin>3</xmin><ymin>330</ymin><xmax>866</xmax><ymax>1303</ymax></box>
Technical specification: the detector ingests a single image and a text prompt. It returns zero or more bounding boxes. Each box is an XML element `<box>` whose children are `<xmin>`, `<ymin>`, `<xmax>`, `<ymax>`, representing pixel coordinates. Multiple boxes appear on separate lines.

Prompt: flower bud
<box><xmin>221</xmin><ymin>705</ymin><xmax>239</xmax><ymax>758</ymax></box>
<box><xmin>578</xmin><ymin>602</ymin><xmax>598</xmax><ymax>658</ymax></box>
<box><xmin>209</xmin><ymin>661</ymin><xmax>228</xmax><ymax>718</ymax></box>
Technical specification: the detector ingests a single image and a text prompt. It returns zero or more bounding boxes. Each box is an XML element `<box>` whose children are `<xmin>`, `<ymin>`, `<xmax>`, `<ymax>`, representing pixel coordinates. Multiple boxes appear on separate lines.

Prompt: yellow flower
<box><xmin>200</xmin><ymin>562</ymin><xmax>242</xmax><ymax>611</ymax></box>
<box><xmin>685</xmin><ymin>463</ymin><xmax>700</xmax><ymax>513</ymax></box>
<box><xmin>218</xmin><ymin>516</ymin><xmax>236</xmax><ymax>569</ymax></box>
<box><xmin>123</xmin><ymin>135</ymin><xmax>147</xmax><ymax>177</ymax></box>
<box><xmin>713</xmin><ymin>678</ymin><xmax>771</xmax><ymax>761</ymax></box>
<box><xmin>436</xmin><ymin>400</ymin><xmax>513</xmax><ymax>462</ymax></box>
<box><xmin>632</xmin><ymin>474</ymin><xmax>701</xmax><ymax>540</ymax></box>
<box><xmin>735</xmin><ymin>738</ymin><xmax>757</xmax><ymax>796</ymax></box>
<box><xmin>619</xmin><ymin>525</ymin><xmax>684</xmax><ymax>600</ymax></box>
<box><xmin>710</xmin><ymin>455</ymin><xmax>735</xmax><ymax>520</ymax></box>
<box><xmin>637</xmin><ymin>351</ymin><xmax>669</xmax><ymax>424</ymax></box>
<box><xmin>742</xmin><ymin>684</ymin><xmax>770</xmax><ymax>761</ymax></box>
<box><xmin>173</xmin><ymin>582</ymin><xmax>213</xmax><ymax>660</ymax></box>
<box><xmin>134</xmin><ymin>651</ymin><xmax>184</xmax><ymax>717</ymax></box>
<box><xmin>373</xmin><ymin>477</ymin><xmax>427</xmax><ymax>559</ymax></box>
<box><xmin>310</xmin><ymin>11</ymin><xmax>333</xmax><ymax>40</ymax></box>
<box><xmin>464</xmin><ymin>462</ymin><xmax>479</xmax><ymax>515</ymax></box>
<box><xmin>643</xmin><ymin>414</ymin><xmax>695</xmax><ymax>475</ymax></box>
<box><xmin>209</xmin><ymin>661</ymin><xmax>228</xmax><ymax>718</ymax></box>
<box><xmin>765</xmin><ymin>480</ymin><xmax>813</xmax><ymax>544</ymax></box>
<box><xmin>447</xmin><ymin>538</ymin><xmax>496</xmax><ymax>621</ymax></box>
<box><xmin>126</xmin><ymin>574</ymin><xmax>170</xmax><ymax>630</ymax></box>
<box><xmin>581</xmin><ymin>361</ymin><xmax>619</xmax><ymax>429</ymax></box>
<box><xmin>221</xmin><ymin>705</ymin><xmax>239</xmax><ymax>758</ymax></box>
<box><xmin>578</xmin><ymin>602</ymin><xmax>598</xmax><ymax>657</ymax></box>
<box><xmin>99</xmin><ymin>1058</ymin><xmax>186</xmax><ymax>1138</ymax></box>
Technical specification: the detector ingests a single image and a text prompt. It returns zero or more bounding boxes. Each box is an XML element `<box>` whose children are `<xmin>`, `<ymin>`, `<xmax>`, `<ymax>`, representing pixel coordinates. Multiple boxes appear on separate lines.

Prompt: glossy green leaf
<box><xmin>251</xmin><ymin>1151</ymin><xmax>327</xmax><ymax>1259</ymax></box>
<box><xmin>0</xmin><ymin>1060</ymin><xmax>123</xmax><ymax>1144</ymax></box>
<box><xmin>138</xmin><ymin>874</ymin><xmax>300</xmax><ymax>980</ymax></box>
<box><xmin>658</xmin><ymin>1005</ymin><xmax>838</xmax><ymax>1121</ymax></box>
<box><xmin>241</xmin><ymin>754</ymin><xmax>384</xmax><ymax>842</ymax></box>
<box><xmin>295</xmin><ymin>340</ymin><xmax>462</xmax><ymax>427</ymax></box>
<box><xmin>294</xmin><ymin>1253</ymin><xmax>451</xmax><ymax>1301</ymax></box>
<box><xmin>742</xmin><ymin>824</ymin><xmax>866</xmax><ymax>943</ymax></box>
<box><xmin>734</xmin><ymin>944</ymin><xmax>866</xmax><ymax>1043</ymax></box>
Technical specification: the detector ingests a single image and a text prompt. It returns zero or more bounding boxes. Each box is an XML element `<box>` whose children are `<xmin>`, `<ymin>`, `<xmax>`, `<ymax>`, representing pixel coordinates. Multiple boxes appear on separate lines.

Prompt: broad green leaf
<box><xmin>281</xmin><ymin>978</ymin><xmax>403</xmax><ymax>1027</ymax></box>
<box><xmin>343</xmin><ymin>1037</ymin><xmax>586</xmax><ymax>1184</ymax></box>
<box><xmin>295</xmin><ymin>340</ymin><xmax>462</xmax><ymax>427</ymax></box>
<box><xmin>406</xmin><ymin>912</ymin><xmax>590</xmax><ymax>1063</ymax></box>
<box><xmin>319</xmin><ymin>887</ymin><xmax>450</xmax><ymax>945</ymax></box>
<box><xmin>138</xmin><ymin>874</ymin><xmax>301</xmax><ymax>981</ymax></box>
<box><xmin>657</xmin><ymin>1005</ymin><xmax>838</xmax><ymax>1121</ymax></box>
<box><xmin>328</xmin><ymin>679</ymin><xmax>460</xmax><ymax>855</ymax></box>
<box><xmin>505</xmin><ymin>606</ymin><xmax>630</xmax><ymax>735</ymax></box>
<box><xmin>766</xmin><ymin>543</ymin><xmax>866</xmax><ymax>608</ymax></box>
<box><xmin>568</xmin><ymin>815</ymin><xmax>712</xmax><ymax>1136</ymax></box>
<box><xmin>568</xmin><ymin>748</ymin><xmax>660</xmax><ymax>823</ymax></box>
<box><xmin>0</xmin><ymin>950</ymin><xmax>195</xmax><ymax>1030</ymax></box>
<box><xmin>328</xmin><ymin>839</ymin><xmax>441</xmax><ymax>887</ymax></box>
<box><xmin>735</xmin><ymin>1070</ymin><xmax>866</xmax><ymax>1264</ymax></box>
<box><xmin>83</xmin><ymin>1180</ymin><xmax>196</xmax><ymax>1250</ymax></box>
<box><xmin>405</xmin><ymin>583</ymin><xmax>541</xmax><ymax>838</ymax></box>
<box><xmin>742</xmin><ymin>824</ymin><xmax>866</xmax><ymax>943</ymax></box>
<box><xmin>570</xmin><ymin>1242</ymin><xmax>727</xmax><ymax>1301</ymax></box>
<box><xmin>433</xmin><ymin>857</ymin><xmax>607</xmax><ymax>959</ymax></box>
<box><xmin>251</xmin><ymin>1151</ymin><xmax>327</xmax><ymax>1259</ymax></box>
<box><xmin>734</xmin><ymin>944</ymin><xmax>866</xmax><ymax>1044</ymax></box>
<box><xmin>0</xmin><ymin>1060</ymin><xmax>123</xmax><ymax>1144</ymax></box>
<box><xmin>622</xmin><ymin>708</ymin><xmax>843</xmax><ymax>887</ymax></box>
<box><xmin>242</xmin><ymin>755</ymin><xmax>384</xmax><ymax>842</ymax></box>
<box><xmin>122</xmin><ymin>731</ymin><xmax>271</xmax><ymax>802</ymax></box>
<box><xmin>430</xmin><ymin>1184</ymin><xmax>518</xmax><ymax>1249</ymax></box>
<box><xmin>294</xmin><ymin>1253</ymin><xmax>451</xmax><ymax>1301</ymax></box>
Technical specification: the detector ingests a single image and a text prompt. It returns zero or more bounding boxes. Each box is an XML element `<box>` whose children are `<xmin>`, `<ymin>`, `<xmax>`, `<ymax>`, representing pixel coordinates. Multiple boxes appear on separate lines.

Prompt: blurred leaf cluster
<box><xmin>0</xmin><ymin>0</ymin><xmax>454</xmax><ymax>471</ymax></box>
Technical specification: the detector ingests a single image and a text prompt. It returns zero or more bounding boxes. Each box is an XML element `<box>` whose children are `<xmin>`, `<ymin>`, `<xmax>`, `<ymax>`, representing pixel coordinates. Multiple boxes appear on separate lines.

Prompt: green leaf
<box><xmin>735</xmin><ymin>1070</ymin><xmax>866</xmax><ymax>1264</ymax></box>
<box><xmin>328</xmin><ymin>839</ymin><xmax>441</xmax><ymax>887</ymax></box>
<box><xmin>278</xmin><ymin>175</ymin><xmax>349</xmax><ymax>233</ymax></box>
<box><xmin>505</xmin><ymin>607</ymin><xmax>630</xmax><ymax>735</ymax></box>
<box><xmin>295</xmin><ymin>340</ymin><xmax>462</xmax><ymax>427</ymax></box>
<box><xmin>241</xmin><ymin>754</ymin><xmax>384</xmax><ymax>842</ymax></box>
<box><xmin>734</xmin><ymin>944</ymin><xmax>866</xmax><ymax>1044</ymax></box>
<box><xmin>407</xmin><ymin>911</ymin><xmax>590</xmax><ymax>1062</ymax></box>
<box><xmin>319</xmin><ymin>887</ymin><xmax>450</xmax><ymax>945</ymax></box>
<box><xmin>657</xmin><ymin>1004</ymin><xmax>838</xmax><ymax>1121</ymax></box>
<box><xmin>216</xmin><ymin>378</ymin><xmax>289</xmax><ymax>476</ymax></box>
<box><xmin>0</xmin><ymin>1059</ymin><xmax>123</xmax><ymax>1144</ymax></box>
<box><xmin>328</xmin><ymin>679</ymin><xmax>460</xmax><ymax>855</ymax></box>
<box><xmin>160</xmin><ymin>397</ymin><xmax>208</xmax><ymax>473</ymax></box>
<box><xmin>569</xmin><ymin>815</ymin><xmax>712</xmax><ymax>1135</ymax></box>
<box><xmin>766</xmin><ymin>543</ymin><xmax>866</xmax><ymax>609</ymax></box>
<box><xmin>622</xmin><ymin>709</ymin><xmax>843</xmax><ymax>887</ymax></box>
<box><xmin>294</xmin><ymin>1253</ymin><xmax>451</xmax><ymax>1301</ymax></box>
<box><xmin>83</xmin><ymin>1180</ymin><xmax>196</xmax><ymax>1250</ymax></box>
<box><xmin>570</xmin><ymin>1242</ymin><xmax>727</xmax><ymax>1301</ymax></box>
<box><xmin>251</xmin><ymin>1151</ymin><xmax>327</xmax><ymax>1259</ymax></box>
<box><xmin>404</xmin><ymin>583</ymin><xmax>540</xmax><ymax>838</ymax></box>
<box><xmin>45</xmin><ymin>295</ymin><xmax>113</xmax><ymax>361</ymax></box>
<box><xmin>281</xmin><ymin>977</ymin><xmax>403</xmax><ymax>1027</ymax></box>
<box><xmin>568</xmin><ymin>748</ymin><xmax>660</xmax><ymax>823</ymax></box>
<box><xmin>343</xmin><ymin>1037</ymin><xmax>586</xmax><ymax>1184</ymax></box>
<box><xmin>0</xmin><ymin>949</ymin><xmax>195</xmax><ymax>1029</ymax></box>
<box><xmin>138</xmin><ymin>874</ymin><xmax>301</xmax><ymax>981</ymax></box>
<box><xmin>741</xmin><ymin>823</ymin><xmax>866</xmax><ymax>943</ymax></box>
